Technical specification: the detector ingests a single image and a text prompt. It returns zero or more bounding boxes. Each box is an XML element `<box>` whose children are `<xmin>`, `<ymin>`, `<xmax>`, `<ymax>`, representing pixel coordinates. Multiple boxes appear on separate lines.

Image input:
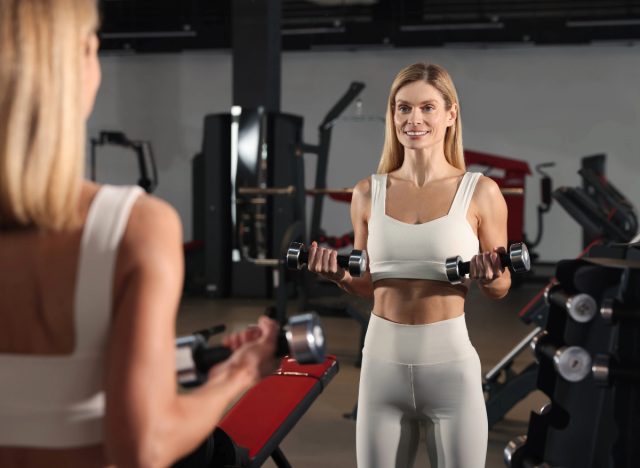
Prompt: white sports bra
<box><xmin>367</xmin><ymin>172</ymin><xmax>481</xmax><ymax>283</ymax></box>
<box><xmin>0</xmin><ymin>185</ymin><xmax>142</xmax><ymax>448</ymax></box>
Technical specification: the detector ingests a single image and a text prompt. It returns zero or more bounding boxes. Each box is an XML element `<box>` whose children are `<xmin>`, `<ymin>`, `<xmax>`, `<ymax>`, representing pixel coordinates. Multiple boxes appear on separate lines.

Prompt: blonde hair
<box><xmin>0</xmin><ymin>0</ymin><xmax>98</xmax><ymax>230</ymax></box>
<box><xmin>377</xmin><ymin>62</ymin><xmax>465</xmax><ymax>174</ymax></box>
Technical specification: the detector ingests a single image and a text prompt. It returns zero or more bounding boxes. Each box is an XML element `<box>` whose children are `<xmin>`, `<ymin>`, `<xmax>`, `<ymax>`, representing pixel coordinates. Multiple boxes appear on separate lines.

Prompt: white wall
<box><xmin>89</xmin><ymin>44</ymin><xmax>640</xmax><ymax>261</ymax></box>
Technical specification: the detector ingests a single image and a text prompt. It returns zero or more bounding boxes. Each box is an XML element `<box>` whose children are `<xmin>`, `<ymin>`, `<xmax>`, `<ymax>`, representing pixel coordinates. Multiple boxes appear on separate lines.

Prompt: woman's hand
<box><xmin>212</xmin><ymin>316</ymin><xmax>280</xmax><ymax>384</ymax></box>
<box><xmin>469</xmin><ymin>246</ymin><xmax>507</xmax><ymax>285</ymax></box>
<box><xmin>306</xmin><ymin>241</ymin><xmax>347</xmax><ymax>283</ymax></box>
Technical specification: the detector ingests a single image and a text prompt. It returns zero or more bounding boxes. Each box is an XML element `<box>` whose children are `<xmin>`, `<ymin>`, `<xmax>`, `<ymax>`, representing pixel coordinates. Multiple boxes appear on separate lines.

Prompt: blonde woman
<box><xmin>0</xmin><ymin>1</ymin><xmax>278</xmax><ymax>466</ymax></box>
<box><xmin>307</xmin><ymin>63</ymin><xmax>510</xmax><ymax>467</ymax></box>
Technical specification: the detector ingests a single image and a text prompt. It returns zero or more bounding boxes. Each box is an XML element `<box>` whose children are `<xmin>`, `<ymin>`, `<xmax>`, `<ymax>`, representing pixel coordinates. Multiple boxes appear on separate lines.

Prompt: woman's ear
<box><xmin>447</xmin><ymin>103</ymin><xmax>458</xmax><ymax>127</ymax></box>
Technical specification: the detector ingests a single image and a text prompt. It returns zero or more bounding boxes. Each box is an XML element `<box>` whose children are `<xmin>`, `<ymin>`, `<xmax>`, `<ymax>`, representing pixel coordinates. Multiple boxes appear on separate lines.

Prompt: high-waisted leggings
<box><xmin>356</xmin><ymin>313</ymin><xmax>487</xmax><ymax>468</ymax></box>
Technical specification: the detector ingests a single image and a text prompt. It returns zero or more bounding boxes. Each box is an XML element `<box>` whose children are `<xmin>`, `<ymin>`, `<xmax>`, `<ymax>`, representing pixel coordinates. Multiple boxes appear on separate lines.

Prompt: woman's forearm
<box><xmin>107</xmin><ymin>363</ymin><xmax>254</xmax><ymax>468</ymax></box>
<box><xmin>478</xmin><ymin>273</ymin><xmax>511</xmax><ymax>300</ymax></box>
<box><xmin>334</xmin><ymin>272</ymin><xmax>374</xmax><ymax>299</ymax></box>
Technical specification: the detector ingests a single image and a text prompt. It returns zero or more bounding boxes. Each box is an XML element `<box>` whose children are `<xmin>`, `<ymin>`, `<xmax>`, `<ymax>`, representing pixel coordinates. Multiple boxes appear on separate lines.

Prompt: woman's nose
<box><xmin>408</xmin><ymin>108</ymin><xmax>422</xmax><ymax>125</ymax></box>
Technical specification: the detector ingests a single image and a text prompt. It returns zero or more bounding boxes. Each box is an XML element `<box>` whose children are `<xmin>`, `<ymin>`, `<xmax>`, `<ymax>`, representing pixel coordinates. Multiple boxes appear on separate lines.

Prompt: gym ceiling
<box><xmin>98</xmin><ymin>0</ymin><xmax>640</xmax><ymax>52</ymax></box>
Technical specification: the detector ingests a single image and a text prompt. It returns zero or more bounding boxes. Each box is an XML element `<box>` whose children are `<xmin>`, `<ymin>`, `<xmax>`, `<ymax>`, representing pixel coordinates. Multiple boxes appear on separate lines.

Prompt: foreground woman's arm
<box><xmin>105</xmin><ymin>195</ymin><xmax>278</xmax><ymax>468</ymax></box>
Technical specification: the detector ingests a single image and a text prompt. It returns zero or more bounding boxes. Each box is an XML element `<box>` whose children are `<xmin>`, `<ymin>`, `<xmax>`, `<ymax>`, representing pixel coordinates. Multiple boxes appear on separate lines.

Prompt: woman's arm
<box><xmin>104</xmin><ymin>195</ymin><xmax>278</xmax><ymax>468</ymax></box>
<box><xmin>470</xmin><ymin>176</ymin><xmax>512</xmax><ymax>299</ymax></box>
<box><xmin>306</xmin><ymin>177</ymin><xmax>374</xmax><ymax>299</ymax></box>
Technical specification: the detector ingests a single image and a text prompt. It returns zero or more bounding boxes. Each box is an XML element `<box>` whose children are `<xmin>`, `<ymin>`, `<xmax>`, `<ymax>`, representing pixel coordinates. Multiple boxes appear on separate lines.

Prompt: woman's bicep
<box><xmin>477</xmin><ymin>178</ymin><xmax>509</xmax><ymax>252</ymax></box>
<box><xmin>350</xmin><ymin>178</ymin><xmax>371</xmax><ymax>251</ymax></box>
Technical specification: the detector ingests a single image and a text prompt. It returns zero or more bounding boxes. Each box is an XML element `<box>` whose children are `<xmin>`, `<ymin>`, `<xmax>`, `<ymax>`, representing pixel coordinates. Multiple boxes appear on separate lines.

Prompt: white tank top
<box><xmin>368</xmin><ymin>172</ymin><xmax>481</xmax><ymax>283</ymax></box>
<box><xmin>0</xmin><ymin>185</ymin><xmax>143</xmax><ymax>448</ymax></box>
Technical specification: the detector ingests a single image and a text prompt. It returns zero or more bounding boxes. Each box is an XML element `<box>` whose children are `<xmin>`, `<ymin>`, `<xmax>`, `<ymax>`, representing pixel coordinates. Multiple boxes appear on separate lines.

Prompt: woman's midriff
<box><xmin>372</xmin><ymin>278</ymin><xmax>468</xmax><ymax>324</ymax></box>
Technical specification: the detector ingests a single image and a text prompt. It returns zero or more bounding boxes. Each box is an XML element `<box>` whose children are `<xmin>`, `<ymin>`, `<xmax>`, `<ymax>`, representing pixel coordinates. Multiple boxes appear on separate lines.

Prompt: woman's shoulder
<box><xmin>471</xmin><ymin>173</ymin><xmax>501</xmax><ymax>196</ymax></box>
<box><xmin>127</xmin><ymin>193</ymin><xmax>181</xmax><ymax>246</ymax></box>
<box><xmin>83</xmin><ymin>181</ymin><xmax>181</xmax><ymax>238</ymax></box>
<box><xmin>353</xmin><ymin>176</ymin><xmax>373</xmax><ymax>198</ymax></box>
<box><xmin>469</xmin><ymin>173</ymin><xmax>506</xmax><ymax>210</ymax></box>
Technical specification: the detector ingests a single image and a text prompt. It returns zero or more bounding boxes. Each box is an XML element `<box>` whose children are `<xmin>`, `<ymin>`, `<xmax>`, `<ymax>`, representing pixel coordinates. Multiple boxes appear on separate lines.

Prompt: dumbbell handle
<box><xmin>193</xmin><ymin>333</ymin><xmax>290</xmax><ymax>374</ymax></box>
<box><xmin>297</xmin><ymin>249</ymin><xmax>353</xmax><ymax>270</ymax></box>
<box><xmin>455</xmin><ymin>251</ymin><xmax>512</xmax><ymax>277</ymax></box>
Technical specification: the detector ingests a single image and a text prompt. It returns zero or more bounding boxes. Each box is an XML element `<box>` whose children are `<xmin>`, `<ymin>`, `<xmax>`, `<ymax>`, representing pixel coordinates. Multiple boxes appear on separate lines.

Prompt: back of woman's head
<box><xmin>378</xmin><ymin>62</ymin><xmax>465</xmax><ymax>174</ymax></box>
<box><xmin>0</xmin><ymin>0</ymin><xmax>98</xmax><ymax>231</ymax></box>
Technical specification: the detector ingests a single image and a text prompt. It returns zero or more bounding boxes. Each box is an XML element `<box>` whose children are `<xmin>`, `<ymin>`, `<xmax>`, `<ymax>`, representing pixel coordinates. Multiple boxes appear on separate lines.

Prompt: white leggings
<box><xmin>356</xmin><ymin>313</ymin><xmax>487</xmax><ymax>468</ymax></box>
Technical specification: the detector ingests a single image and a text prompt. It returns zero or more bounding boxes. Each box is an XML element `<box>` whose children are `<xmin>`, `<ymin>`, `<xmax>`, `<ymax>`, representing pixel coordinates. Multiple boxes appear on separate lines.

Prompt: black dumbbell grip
<box><xmin>299</xmin><ymin>250</ymin><xmax>352</xmax><ymax>269</ymax></box>
<box><xmin>194</xmin><ymin>332</ymin><xmax>290</xmax><ymax>374</ymax></box>
<box><xmin>456</xmin><ymin>252</ymin><xmax>512</xmax><ymax>278</ymax></box>
<box><xmin>537</xmin><ymin>342</ymin><xmax>557</xmax><ymax>361</ymax></box>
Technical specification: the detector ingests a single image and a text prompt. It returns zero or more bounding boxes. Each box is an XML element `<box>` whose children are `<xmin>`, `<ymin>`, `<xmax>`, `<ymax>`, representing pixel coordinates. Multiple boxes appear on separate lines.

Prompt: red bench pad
<box><xmin>218</xmin><ymin>356</ymin><xmax>338</xmax><ymax>463</ymax></box>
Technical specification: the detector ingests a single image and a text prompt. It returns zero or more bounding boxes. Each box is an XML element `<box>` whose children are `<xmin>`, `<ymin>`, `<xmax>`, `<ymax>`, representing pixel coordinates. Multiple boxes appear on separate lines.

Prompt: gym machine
<box><xmin>504</xmin><ymin>242</ymin><xmax>640</xmax><ymax>467</ymax></box>
<box><xmin>188</xmin><ymin>82</ymin><xmax>371</xmax><ymax>331</ymax></box>
<box><xmin>90</xmin><ymin>130</ymin><xmax>158</xmax><ymax>193</ymax></box>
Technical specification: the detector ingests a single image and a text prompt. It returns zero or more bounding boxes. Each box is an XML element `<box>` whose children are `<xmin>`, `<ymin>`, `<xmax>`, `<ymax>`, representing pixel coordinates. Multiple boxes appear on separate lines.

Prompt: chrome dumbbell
<box><xmin>530</xmin><ymin>330</ymin><xmax>592</xmax><ymax>383</ymax></box>
<box><xmin>504</xmin><ymin>435</ymin><xmax>551</xmax><ymax>468</ymax></box>
<box><xmin>545</xmin><ymin>284</ymin><xmax>597</xmax><ymax>323</ymax></box>
<box><xmin>445</xmin><ymin>242</ymin><xmax>531</xmax><ymax>285</ymax></box>
<box><xmin>176</xmin><ymin>312</ymin><xmax>326</xmax><ymax>387</ymax></box>
<box><xmin>286</xmin><ymin>241</ymin><xmax>368</xmax><ymax>277</ymax></box>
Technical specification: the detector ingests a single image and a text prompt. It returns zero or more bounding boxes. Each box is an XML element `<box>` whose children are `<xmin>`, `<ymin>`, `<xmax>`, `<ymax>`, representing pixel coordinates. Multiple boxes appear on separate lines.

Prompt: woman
<box><xmin>307</xmin><ymin>63</ymin><xmax>510</xmax><ymax>467</ymax></box>
<box><xmin>0</xmin><ymin>1</ymin><xmax>278</xmax><ymax>466</ymax></box>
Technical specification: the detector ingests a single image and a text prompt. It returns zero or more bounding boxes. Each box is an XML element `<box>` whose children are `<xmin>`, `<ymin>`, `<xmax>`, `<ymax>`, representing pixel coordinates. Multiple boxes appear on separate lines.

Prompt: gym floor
<box><xmin>177</xmin><ymin>278</ymin><xmax>551</xmax><ymax>468</ymax></box>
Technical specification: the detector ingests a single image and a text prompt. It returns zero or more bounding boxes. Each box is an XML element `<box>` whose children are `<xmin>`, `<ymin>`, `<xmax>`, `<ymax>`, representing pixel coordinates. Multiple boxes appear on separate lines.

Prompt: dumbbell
<box><xmin>176</xmin><ymin>312</ymin><xmax>325</xmax><ymax>387</ymax></box>
<box><xmin>445</xmin><ymin>242</ymin><xmax>531</xmax><ymax>285</ymax></box>
<box><xmin>592</xmin><ymin>354</ymin><xmax>640</xmax><ymax>386</ymax></box>
<box><xmin>530</xmin><ymin>330</ymin><xmax>592</xmax><ymax>382</ymax></box>
<box><xmin>504</xmin><ymin>435</ymin><xmax>551</xmax><ymax>468</ymax></box>
<box><xmin>286</xmin><ymin>241</ymin><xmax>368</xmax><ymax>277</ymax></box>
<box><xmin>600</xmin><ymin>297</ymin><xmax>640</xmax><ymax>324</ymax></box>
<box><xmin>544</xmin><ymin>284</ymin><xmax>597</xmax><ymax>323</ymax></box>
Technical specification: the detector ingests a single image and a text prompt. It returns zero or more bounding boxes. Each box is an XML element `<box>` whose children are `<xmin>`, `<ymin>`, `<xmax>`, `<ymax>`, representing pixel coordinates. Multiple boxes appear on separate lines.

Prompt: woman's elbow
<box><xmin>105</xmin><ymin>423</ymin><xmax>174</xmax><ymax>468</ymax></box>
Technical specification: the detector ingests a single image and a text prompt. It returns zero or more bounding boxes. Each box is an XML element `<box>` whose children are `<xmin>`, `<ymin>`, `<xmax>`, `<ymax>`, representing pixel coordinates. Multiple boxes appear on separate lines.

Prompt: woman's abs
<box><xmin>372</xmin><ymin>278</ymin><xmax>468</xmax><ymax>324</ymax></box>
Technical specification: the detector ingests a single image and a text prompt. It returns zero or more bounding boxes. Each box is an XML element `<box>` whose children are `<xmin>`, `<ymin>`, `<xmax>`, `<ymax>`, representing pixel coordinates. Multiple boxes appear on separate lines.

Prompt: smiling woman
<box><xmin>304</xmin><ymin>62</ymin><xmax>510</xmax><ymax>468</ymax></box>
<box><xmin>379</xmin><ymin>63</ymin><xmax>464</xmax><ymax>175</ymax></box>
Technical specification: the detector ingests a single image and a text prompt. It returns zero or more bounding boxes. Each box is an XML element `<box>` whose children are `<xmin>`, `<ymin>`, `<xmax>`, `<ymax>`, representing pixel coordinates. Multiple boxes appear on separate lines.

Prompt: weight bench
<box><xmin>206</xmin><ymin>355</ymin><xmax>339</xmax><ymax>467</ymax></box>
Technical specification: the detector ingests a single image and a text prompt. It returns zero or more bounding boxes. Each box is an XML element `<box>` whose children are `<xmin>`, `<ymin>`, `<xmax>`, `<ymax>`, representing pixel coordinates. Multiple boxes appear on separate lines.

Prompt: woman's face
<box><xmin>393</xmin><ymin>80</ymin><xmax>456</xmax><ymax>151</ymax></box>
<box><xmin>82</xmin><ymin>32</ymin><xmax>101</xmax><ymax>119</ymax></box>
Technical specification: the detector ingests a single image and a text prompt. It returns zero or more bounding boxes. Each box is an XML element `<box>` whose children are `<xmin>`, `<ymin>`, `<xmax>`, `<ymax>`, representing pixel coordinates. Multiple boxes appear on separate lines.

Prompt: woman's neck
<box><xmin>395</xmin><ymin>148</ymin><xmax>455</xmax><ymax>187</ymax></box>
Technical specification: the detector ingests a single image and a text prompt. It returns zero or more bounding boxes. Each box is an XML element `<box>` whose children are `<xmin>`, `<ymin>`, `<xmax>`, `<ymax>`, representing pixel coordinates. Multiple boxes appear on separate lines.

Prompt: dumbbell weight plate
<box><xmin>286</xmin><ymin>312</ymin><xmax>325</xmax><ymax>364</ymax></box>
<box><xmin>286</xmin><ymin>242</ymin><xmax>306</xmax><ymax>270</ymax></box>
<box><xmin>509</xmin><ymin>243</ymin><xmax>531</xmax><ymax>273</ymax></box>
<box><xmin>554</xmin><ymin>346</ymin><xmax>592</xmax><ymax>382</ymax></box>
<box><xmin>504</xmin><ymin>435</ymin><xmax>527</xmax><ymax>467</ymax></box>
<box><xmin>348</xmin><ymin>250</ymin><xmax>368</xmax><ymax>277</ymax></box>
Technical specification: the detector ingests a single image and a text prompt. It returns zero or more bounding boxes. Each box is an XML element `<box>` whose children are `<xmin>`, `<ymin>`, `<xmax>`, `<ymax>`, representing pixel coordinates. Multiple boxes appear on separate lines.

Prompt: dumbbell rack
<box><xmin>505</xmin><ymin>243</ymin><xmax>640</xmax><ymax>468</ymax></box>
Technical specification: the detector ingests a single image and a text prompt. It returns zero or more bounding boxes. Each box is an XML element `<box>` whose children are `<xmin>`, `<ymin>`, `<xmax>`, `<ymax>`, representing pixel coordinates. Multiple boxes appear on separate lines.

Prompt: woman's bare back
<box><xmin>0</xmin><ymin>182</ymin><xmax>111</xmax><ymax>467</ymax></box>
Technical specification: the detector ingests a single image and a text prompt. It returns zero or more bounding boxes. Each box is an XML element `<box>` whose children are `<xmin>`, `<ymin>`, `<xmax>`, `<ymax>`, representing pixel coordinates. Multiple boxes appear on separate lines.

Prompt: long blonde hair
<box><xmin>0</xmin><ymin>0</ymin><xmax>98</xmax><ymax>230</ymax></box>
<box><xmin>377</xmin><ymin>62</ymin><xmax>465</xmax><ymax>174</ymax></box>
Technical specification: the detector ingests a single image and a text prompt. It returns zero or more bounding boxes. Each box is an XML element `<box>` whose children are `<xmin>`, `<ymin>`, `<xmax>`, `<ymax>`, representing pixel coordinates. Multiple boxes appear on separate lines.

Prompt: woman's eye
<box><xmin>398</xmin><ymin>106</ymin><xmax>410</xmax><ymax>113</ymax></box>
<box><xmin>422</xmin><ymin>105</ymin><xmax>435</xmax><ymax>112</ymax></box>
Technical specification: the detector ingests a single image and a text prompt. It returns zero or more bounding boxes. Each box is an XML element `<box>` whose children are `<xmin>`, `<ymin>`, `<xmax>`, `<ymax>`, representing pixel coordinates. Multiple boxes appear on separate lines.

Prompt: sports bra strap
<box><xmin>75</xmin><ymin>185</ymin><xmax>143</xmax><ymax>352</ymax></box>
<box><xmin>370</xmin><ymin>174</ymin><xmax>387</xmax><ymax>218</ymax></box>
<box><xmin>449</xmin><ymin>172</ymin><xmax>481</xmax><ymax>216</ymax></box>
